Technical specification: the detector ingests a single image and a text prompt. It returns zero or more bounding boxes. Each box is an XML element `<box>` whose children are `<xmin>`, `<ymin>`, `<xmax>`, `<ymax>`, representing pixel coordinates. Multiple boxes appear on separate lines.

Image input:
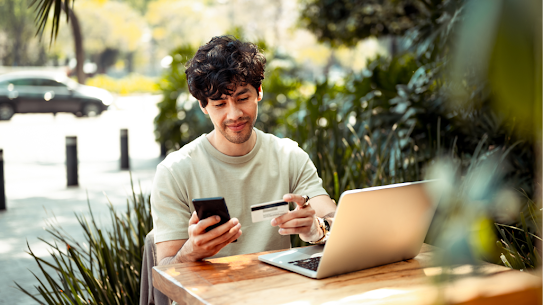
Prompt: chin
<box><xmin>224</xmin><ymin>126</ymin><xmax>253</xmax><ymax>144</ymax></box>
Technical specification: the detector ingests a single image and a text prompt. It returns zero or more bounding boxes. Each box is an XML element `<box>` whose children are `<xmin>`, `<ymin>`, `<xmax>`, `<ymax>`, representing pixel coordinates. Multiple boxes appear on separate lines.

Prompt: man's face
<box><xmin>200</xmin><ymin>84</ymin><xmax>262</xmax><ymax>144</ymax></box>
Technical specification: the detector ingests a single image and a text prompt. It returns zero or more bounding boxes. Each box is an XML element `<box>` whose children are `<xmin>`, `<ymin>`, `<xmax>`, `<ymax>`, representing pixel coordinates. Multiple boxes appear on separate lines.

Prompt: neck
<box><xmin>207</xmin><ymin>129</ymin><xmax>257</xmax><ymax>156</ymax></box>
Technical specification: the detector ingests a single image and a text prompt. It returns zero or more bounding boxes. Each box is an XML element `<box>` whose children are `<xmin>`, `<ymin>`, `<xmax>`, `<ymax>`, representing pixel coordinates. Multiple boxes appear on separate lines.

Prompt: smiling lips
<box><xmin>227</xmin><ymin>121</ymin><xmax>247</xmax><ymax>132</ymax></box>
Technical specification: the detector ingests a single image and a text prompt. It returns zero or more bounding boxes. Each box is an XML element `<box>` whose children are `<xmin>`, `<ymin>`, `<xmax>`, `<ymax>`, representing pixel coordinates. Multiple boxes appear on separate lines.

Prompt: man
<box><xmin>152</xmin><ymin>36</ymin><xmax>336</xmax><ymax>265</ymax></box>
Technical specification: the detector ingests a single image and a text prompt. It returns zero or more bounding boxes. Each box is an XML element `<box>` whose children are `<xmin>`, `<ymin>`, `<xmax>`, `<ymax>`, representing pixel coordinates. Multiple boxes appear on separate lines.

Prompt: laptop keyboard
<box><xmin>289</xmin><ymin>256</ymin><xmax>321</xmax><ymax>271</ymax></box>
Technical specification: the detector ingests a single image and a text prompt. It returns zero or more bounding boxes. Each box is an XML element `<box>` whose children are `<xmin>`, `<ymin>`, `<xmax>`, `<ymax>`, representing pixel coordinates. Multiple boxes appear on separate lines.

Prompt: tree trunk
<box><xmin>126</xmin><ymin>51</ymin><xmax>134</xmax><ymax>74</ymax></box>
<box><xmin>66</xmin><ymin>4</ymin><xmax>85</xmax><ymax>84</ymax></box>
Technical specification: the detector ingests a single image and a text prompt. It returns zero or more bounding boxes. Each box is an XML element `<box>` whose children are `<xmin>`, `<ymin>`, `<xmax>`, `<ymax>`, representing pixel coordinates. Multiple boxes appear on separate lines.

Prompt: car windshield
<box><xmin>40</xmin><ymin>79</ymin><xmax>67</xmax><ymax>87</ymax></box>
<box><xmin>10</xmin><ymin>79</ymin><xmax>40</xmax><ymax>86</ymax></box>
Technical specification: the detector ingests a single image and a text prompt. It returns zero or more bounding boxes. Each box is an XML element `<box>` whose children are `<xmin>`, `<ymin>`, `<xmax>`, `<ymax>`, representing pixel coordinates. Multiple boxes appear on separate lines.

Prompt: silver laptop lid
<box><xmin>315</xmin><ymin>180</ymin><xmax>438</xmax><ymax>279</ymax></box>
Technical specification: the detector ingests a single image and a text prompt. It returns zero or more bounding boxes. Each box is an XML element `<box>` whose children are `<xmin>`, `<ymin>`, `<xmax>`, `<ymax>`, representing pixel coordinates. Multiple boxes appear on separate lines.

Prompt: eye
<box><xmin>215</xmin><ymin>103</ymin><xmax>225</xmax><ymax>108</ymax></box>
<box><xmin>239</xmin><ymin>97</ymin><xmax>248</xmax><ymax>101</ymax></box>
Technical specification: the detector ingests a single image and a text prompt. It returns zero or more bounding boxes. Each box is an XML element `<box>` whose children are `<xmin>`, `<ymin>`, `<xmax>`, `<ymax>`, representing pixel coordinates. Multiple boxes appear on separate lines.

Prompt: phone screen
<box><xmin>192</xmin><ymin>197</ymin><xmax>232</xmax><ymax>232</ymax></box>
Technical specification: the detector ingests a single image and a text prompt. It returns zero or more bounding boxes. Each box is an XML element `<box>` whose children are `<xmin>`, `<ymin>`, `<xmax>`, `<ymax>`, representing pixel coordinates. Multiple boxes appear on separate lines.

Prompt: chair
<box><xmin>140</xmin><ymin>229</ymin><xmax>170</xmax><ymax>305</ymax></box>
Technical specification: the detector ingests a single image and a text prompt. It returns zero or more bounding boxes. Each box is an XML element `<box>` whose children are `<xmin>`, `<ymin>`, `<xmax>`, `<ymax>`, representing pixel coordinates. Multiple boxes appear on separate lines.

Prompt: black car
<box><xmin>0</xmin><ymin>71</ymin><xmax>113</xmax><ymax>120</ymax></box>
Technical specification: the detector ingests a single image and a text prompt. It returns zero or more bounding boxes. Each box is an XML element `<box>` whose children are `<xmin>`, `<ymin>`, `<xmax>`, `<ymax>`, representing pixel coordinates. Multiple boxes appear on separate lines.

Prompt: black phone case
<box><xmin>192</xmin><ymin>197</ymin><xmax>231</xmax><ymax>232</ymax></box>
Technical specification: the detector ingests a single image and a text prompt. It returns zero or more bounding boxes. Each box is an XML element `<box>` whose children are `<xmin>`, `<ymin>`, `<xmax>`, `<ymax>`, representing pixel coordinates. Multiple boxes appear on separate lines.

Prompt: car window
<box><xmin>40</xmin><ymin>79</ymin><xmax>67</xmax><ymax>87</ymax></box>
<box><xmin>11</xmin><ymin>79</ymin><xmax>40</xmax><ymax>86</ymax></box>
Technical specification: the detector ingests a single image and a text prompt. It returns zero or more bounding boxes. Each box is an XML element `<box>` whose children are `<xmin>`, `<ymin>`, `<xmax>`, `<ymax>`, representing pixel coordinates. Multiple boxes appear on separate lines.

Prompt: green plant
<box><xmin>15</xmin><ymin>178</ymin><xmax>152</xmax><ymax>304</ymax></box>
<box><xmin>496</xmin><ymin>193</ymin><xmax>542</xmax><ymax>271</ymax></box>
<box><xmin>280</xmin><ymin>77</ymin><xmax>421</xmax><ymax>198</ymax></box>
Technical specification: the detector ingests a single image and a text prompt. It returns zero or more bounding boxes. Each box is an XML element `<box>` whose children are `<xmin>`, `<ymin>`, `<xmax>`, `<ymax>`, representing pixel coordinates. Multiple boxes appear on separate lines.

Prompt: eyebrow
<box><xmin>210</xmin><ymin>88</ymin><xmax>250</xmax><ymax>101</ymax></box>
<box><xmin>233</xmin><ymin>88</ymin><xmax>250</xmax><ymax>97</ymax></box>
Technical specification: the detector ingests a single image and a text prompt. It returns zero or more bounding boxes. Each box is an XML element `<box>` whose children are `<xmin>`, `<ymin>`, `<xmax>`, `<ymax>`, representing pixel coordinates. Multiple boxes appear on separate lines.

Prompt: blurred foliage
<box><xmin>446</xmin><ymin>0</ymin><xmax>541</xmax><ymax>272</ymax></box>
<box><xmin>78</xmin><ymin>1</ymin><xmax>145</xmax><ymax>55</ymax></box>
<box><xmin>122</xmin><ymin>0</ymin><xmax>154</xmax><ymax>14</ymax></box>
<box><xmin>0</xmin><ymin>0</ymin><xmax>48</xmax><ymax>66</ymax></box>
<box><xmin>283</xmin><ymin>55</ymin><xmax>422</xmax><ymax>197</ymax></box>
<box><xmin>145</xmin><ymin>0</ymin><xmax>228</xmax><ymax>59</ymax></box>
<box><xmin>425</xmin><ymin>139</ymin><xmax>520</xmax><ymax>264</ymax></box>
<box><xmin>300</xmin><ymin>0</ymin><xmax>537</xmax><ymax>196</ymax></box>
<box><xmin>450</xmin><ymin>0</ymin><xmax>542</xmax><ymax>140</ymax></box>
<box><xmin>299</xmin><ymin>0</ymin><xmax>425</xmax><ymax>47</ymax></box>
<box><xmin>86</xmin><ymin>73</ymin><xmax>159</xmax><ymax>95</ymax></box>
<box><xmin>72</xmin><ymin>0</ymin><xmax>146</xmax><ymax>74</ymax></box>
<box><xmin>16</xmin><ymin>178</ymin><xmax>153</xmax><ymax>305</ymax></box>
<box><xmin>153</xmin><ymin>44</ymin><xmax>200</xmax><ymax>152</ymax></box>
<box><xmin>299</xmin><ymin>0</ymin><xmax>462</xmax><ymax>55</ymax></box>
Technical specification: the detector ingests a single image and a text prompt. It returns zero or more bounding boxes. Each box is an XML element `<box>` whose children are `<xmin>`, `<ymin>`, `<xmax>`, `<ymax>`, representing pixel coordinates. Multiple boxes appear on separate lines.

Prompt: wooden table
<box><xmin>153</xmin><ymin>244</ymin><xmax>542</xmax><ymax>305</ymax></box>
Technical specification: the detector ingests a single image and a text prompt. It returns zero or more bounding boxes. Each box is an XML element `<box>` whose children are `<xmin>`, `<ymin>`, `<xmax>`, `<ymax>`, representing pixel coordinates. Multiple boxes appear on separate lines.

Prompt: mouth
<box><xmin>226</xmin><ymin>121</ymin><xmax>248</xmax><ymax>132</ymax></box>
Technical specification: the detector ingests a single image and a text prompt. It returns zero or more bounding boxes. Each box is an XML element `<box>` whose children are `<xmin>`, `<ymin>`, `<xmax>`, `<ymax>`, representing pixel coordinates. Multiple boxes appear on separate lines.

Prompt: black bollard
<box><xmin>66</xmin><ymin>136</ymin><xmax>78</xmax><ymax>186</ymax></box>
<box><xmin>0</xmin><ymin>149</ymin><xmax>5</xmax><ymax>210</ymax></box>
<box><xmin>120</xmin><ymin>129</ymin><xmax>130</xmax><ymax>170</ymax></box>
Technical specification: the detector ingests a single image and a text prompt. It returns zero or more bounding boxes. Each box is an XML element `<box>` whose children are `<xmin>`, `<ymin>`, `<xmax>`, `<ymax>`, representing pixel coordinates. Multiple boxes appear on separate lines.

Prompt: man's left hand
<box><xmin>270</xmin><ymin>194</ymin><xmax>323</xmax><ymax>243</ymax></box>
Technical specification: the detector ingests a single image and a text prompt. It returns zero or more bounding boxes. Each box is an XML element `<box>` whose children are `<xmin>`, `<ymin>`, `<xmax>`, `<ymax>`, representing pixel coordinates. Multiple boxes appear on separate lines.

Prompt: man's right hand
<box><xmin>179</xmin><ymin>211</ymin><xmax>242</xmax><ymax>262</ymax></box>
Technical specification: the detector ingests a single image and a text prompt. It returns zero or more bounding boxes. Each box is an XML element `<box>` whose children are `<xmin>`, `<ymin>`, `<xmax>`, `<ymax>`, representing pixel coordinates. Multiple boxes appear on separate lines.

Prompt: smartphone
<box><xmin>192</xmin><ymin>197</ymin><xmax>232</xmax><ymax>232</ymax></box>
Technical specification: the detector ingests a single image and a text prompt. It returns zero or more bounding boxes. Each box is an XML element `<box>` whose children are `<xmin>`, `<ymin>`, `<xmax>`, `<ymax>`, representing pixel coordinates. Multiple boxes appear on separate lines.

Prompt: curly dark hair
<box><xmin>185</xmin><ymin>36</ymin><xmax>266</xmax><ymax>108</ymax></box>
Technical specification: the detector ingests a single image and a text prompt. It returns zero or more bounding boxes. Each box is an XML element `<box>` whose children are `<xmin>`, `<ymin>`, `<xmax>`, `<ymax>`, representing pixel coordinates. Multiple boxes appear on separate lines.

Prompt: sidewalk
<box><xmin>0</xmin><ymin>95</ymin><xmax>163</xmax><ymax>304</ymax></box>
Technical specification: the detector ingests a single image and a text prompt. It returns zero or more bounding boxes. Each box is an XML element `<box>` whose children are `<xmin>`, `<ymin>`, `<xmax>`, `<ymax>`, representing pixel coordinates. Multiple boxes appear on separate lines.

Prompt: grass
<box><xmin>496</xmin><ymin>193</ymin><xmax>542</xmax><ymax>270</ymax></box>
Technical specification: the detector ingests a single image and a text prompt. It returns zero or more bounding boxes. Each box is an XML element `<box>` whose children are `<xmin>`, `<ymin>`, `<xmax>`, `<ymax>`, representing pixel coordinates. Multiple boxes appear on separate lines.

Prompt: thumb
<box><xmin>189</xmin><ymin>211</ymin><xmax>199</xmax><ymax>225</ymax></box>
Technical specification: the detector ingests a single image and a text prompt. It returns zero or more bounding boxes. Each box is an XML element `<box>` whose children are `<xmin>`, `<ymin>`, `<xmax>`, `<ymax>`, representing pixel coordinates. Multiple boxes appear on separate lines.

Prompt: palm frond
<box><xmin>30</xmin><ymin>0</ymin><xmax>74</xmax><ymax>42</ymax></box>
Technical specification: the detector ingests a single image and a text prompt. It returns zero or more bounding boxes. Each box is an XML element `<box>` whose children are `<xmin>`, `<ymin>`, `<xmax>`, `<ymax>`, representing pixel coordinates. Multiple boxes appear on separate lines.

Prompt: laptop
<box><xmin>258</xmin><ymin>180</ymin><xmax>439</xmax><ymax>279</ymax></box>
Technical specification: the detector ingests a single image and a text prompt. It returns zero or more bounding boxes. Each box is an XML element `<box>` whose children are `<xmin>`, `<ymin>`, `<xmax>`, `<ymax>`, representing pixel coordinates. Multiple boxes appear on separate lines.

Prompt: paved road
<box><xmin>0</xmin><ymin>95</ymin><xmax>163</xmax><ymax>304</ymax></box>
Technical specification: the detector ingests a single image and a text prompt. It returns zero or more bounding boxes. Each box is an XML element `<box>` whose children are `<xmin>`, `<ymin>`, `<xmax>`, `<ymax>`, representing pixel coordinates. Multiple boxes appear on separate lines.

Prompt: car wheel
<box><xmin>82</xmin><ymin>103</ymin><xmax>101</xmax><ymax>117</ymax></box>
<box><xmin>0</xmin><ymin>103</ymin><xmax>14</xmax><ymax>120</ymax></box>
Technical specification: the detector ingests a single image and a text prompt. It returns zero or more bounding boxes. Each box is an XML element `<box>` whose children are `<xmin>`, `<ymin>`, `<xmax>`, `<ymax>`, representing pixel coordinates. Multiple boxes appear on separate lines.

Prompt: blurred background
<box><xmin>0</xmin><ymin>0</ymin><xmax>540</xmax><ymax>304</ymax></box>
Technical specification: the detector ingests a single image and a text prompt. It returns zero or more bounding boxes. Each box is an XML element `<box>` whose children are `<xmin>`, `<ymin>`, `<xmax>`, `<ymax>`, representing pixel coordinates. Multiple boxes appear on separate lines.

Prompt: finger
<box><xmin>205</xmin><ymin>227</ymin><xmax>243</xmax><ymax>256</ymax></box>
<box><xmin>278</xmin><ymin>226</ymin><xmax>312</xmax><ymax>235</ymax></box>
<box><xmin>283</xmin><ymin>193</ymin><xmax>305</xmax><ymax>206</ymax></box>
<box><xmin>193</xmin><ymin>215</ymin><xmax>221</xmax><ymax>235</ymax></box>
<box><xmin>222</xmin><ymin>228</ymin><xmax>242</xmax><ymax>245</ymax></box>
<box><xmin>200</xmin><ymin>218</ymin><xmax>240</xmax><ymax>243</ymax></box>
<box><xmin>209</xmin><ymin>217</ymin><xmax>239</xmax><ymax>235</ymax></box>
<box><xmin>205</xmin><ymin>222</ymin><xmax>242</xmax><ymax>248</ymax></box>
<box><xmin>271</xmin><ymin>207</ymin><xmax>315</xmax><ymax>226</ymax></box>
<box><xmin>278</xmin><ymin>217</ymin><xmax>313</xmax><ymax>229</ymax></box>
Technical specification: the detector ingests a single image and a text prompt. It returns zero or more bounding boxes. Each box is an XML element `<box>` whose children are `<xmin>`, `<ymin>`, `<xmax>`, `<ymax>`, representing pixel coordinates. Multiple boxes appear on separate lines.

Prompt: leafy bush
<box><xmin>278</xmin><ymin>55</ymin><xmax>421</xmax><ymax>197</ymax></box>
<box><xmin>16</xmin><ymin>179</ymin><xmax>152</xmax><ymax>304</ymax></box>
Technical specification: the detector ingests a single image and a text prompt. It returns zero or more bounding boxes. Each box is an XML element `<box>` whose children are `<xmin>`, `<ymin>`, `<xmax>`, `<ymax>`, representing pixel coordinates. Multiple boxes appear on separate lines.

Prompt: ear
<box><xmin>199</xmin><ymin>100</ymin><xmax>208</xmax><ymax>114</ymax></box>
<box><xmin>257</xmin><ymin>86</ymin><xmax>263</xmax><ymax>101</ymax></box>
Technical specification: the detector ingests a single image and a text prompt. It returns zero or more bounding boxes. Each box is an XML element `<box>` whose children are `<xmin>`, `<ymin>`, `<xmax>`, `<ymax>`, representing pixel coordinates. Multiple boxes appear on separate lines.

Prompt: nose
<box><xmin>226</xmin><ymin>102</ymin><xmax>243</xmax><ymax>121</ymax></box>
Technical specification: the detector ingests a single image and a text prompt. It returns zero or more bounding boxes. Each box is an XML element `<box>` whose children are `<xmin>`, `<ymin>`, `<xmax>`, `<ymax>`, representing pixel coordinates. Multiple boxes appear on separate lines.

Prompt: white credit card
<box><xmin>251</xmin><ymin>200</ymin><xmax>289</xmax><ymax>223</ymax></box>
